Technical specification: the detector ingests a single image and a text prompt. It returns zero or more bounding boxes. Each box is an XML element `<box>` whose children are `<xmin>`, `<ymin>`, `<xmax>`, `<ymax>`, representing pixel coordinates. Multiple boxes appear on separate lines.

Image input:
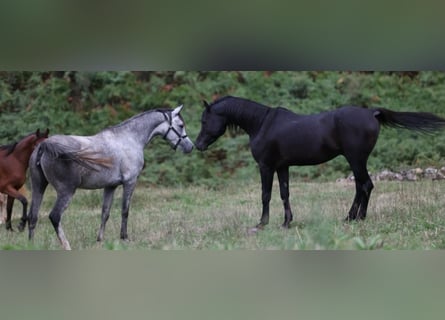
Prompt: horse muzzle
<box><xmin>194</xmin><ymin>142</ymin><xmax>207</xmax><ymax>151</ymax></box>
<box><xmin>177</xmin><ymin>137</ymin><xmax>194</xmax><ymax>154</ymax></box>
<box><xmin>194</xmin><ymin>136</ymin><xmax>212</xmax><ymax>151</ymax></box>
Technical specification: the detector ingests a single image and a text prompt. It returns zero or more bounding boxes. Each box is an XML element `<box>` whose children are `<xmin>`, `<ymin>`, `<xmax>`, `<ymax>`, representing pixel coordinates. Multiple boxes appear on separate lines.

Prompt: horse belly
<box><xmin>43</xmin><ymin>161</ymin><xmax>122</xmax><ymax>190</ymax></box>
<box><xmin>79</xmin><ymin>170</ymin><xmax>122</xmax><ymax>189</ymax></box>
<box><xmin>273</xmin><ymin>130</ymin><xmax>340</xmax><ymax>166</ymax></box>
<box><xmin>282</xmin><ymin>144</ymin><xmax>340</xmax><ymax>166</ymax></box>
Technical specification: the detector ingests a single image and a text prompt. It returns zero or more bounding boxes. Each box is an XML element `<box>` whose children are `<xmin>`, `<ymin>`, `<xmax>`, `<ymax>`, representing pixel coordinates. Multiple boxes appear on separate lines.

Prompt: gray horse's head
<box><xmin>162</xmin><ymin>105</ymin><xmax>194</xmax><ymax>153</ymax></box>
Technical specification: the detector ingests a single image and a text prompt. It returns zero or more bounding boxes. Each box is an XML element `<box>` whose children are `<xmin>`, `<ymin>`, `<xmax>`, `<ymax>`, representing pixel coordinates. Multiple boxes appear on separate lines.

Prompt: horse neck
<box><xmin>110</xmin><ymin>111</ymin><xmax>165</xmax><ymax>146</ymax></box>
<box><xmin>12</xmin><ymin>137</ymin><xmax>35</xmax><ymax>166</ymax></box>
<box><xmin>216</xmin><ymin>98</ymin><xmax>270</xmax><ymax>137</ymax></box>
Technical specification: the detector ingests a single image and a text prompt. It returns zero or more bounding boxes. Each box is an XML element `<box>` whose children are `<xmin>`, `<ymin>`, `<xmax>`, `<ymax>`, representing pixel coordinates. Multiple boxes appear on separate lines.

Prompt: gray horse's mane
<box><xmin>103</xmin><ymin>108</ymin><xmax>174</xmax><ymax>133</ymax></box>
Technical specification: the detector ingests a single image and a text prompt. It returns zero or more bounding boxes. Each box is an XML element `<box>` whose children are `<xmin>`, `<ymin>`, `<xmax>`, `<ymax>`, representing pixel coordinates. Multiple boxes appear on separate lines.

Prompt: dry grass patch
<box><xmin>1</xmin><ymin>180</ymin><xmax>445</xmax><ymax>249</ymax></box>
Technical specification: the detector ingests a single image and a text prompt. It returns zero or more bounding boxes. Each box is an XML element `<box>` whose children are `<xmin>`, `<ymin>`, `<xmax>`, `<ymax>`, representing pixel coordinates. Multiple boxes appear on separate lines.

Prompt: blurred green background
<box><xmin>1</xmin><ymin>71</ymin><xmax>445</xmax><ymax>187</ymax></box>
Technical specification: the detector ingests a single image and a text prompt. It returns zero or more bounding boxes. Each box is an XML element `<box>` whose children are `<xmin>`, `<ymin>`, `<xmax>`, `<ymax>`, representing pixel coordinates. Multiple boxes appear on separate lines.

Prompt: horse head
<box><xmin>195</xmin><ymin>100</ymin><xmax>228</xmax><ymax>151</ymax></box>
<box><xmin>162</xmin><ymin>106</ymin><xmax>194</xmax><ymax>153</ymax></box>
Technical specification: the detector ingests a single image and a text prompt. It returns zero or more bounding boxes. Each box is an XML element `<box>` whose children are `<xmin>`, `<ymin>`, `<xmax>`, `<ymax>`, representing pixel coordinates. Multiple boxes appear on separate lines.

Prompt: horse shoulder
<box><xmin>249</xmin><ymin>108</ymin><xmax>291</xmax><ymax>158</ymax></box>
<box><xmin>111</xmin><ymin>139</ymin><xmax>144</xmax><ymax>174</ymax></box>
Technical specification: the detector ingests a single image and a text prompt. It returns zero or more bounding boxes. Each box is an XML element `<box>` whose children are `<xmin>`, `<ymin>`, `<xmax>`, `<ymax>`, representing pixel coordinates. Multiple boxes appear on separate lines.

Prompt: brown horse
<box><xmin>0</xmin><ymin>129</ymin><xmax>49</xmax><ymax>231</ymax></box>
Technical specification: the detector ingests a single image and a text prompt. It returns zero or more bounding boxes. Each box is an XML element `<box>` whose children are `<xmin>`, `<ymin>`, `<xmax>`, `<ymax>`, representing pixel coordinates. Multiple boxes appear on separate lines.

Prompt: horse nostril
<box><xmin>181</xmin><ymin>145</ymin><xmax>193</xmax><ymax>154</ymax></box>
<box><xmin>196</xmin><ymin>145</ymin><xmax>206</xmax><ymax>151</ymax></box>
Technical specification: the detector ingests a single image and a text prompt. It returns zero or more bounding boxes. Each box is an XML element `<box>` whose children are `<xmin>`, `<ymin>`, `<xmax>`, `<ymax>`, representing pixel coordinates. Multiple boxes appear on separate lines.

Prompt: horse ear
<box><xmin>203</xmin><ymin>100</ymin><xmax>210</xmax><ymax>112</ymax></box>
<box><xmin>172</xmin><ymin>105</ymin><xmax>183</xmax><ymax>117</ymax></box>
<box><xmin>44</xmin><ymin>128</ymin><xmax>50</xmax><ymax>136</ymax></box>
<box><xmin>36</xmin><ymin>128</ymin><xmax>40</xmax><ymax>135</ymax></box>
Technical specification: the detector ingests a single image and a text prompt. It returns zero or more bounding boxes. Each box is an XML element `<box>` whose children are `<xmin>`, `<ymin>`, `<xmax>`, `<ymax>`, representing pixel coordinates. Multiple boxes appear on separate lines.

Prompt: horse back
<box><xmin>250</xmin><ymin>106</ymin><xmax>380</xmax><ymax>167</ymax></box>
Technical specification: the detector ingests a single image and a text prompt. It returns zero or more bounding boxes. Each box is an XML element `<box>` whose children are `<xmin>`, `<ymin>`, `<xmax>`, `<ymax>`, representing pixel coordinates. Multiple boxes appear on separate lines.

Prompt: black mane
<box><xmin>0</xmin><ymin>132</ymin><xmax>36</xmax><ymax>156</ymax></box>
<box><xmin>0</xmin><ymin>142</ymin><xmax>18</xmax><ymax>156</ymax></box>
<box><xmin>211</xmin><ymin>96</ymin><xmax>271</xmax><ymax>135</ymax></box>
<box><xmin>210</xmin><ymin>96</ymin><xmax>234</xmax><ymax>106</ymax></box>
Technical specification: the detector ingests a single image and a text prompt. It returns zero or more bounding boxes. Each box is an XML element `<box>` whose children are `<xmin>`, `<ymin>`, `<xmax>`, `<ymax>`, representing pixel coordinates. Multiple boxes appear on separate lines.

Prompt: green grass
<box><xmin>1</xmin><ymin>179</ymin><xmax>445</xmax><ymax>250</ymax></box>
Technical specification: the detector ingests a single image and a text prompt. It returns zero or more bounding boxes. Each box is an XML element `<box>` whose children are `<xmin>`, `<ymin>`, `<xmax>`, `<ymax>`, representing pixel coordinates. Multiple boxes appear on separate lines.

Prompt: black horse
<box><xmin>195</xmin><ymin>96</ymin><xmax>445</xmax><ymax>230</ymax></box>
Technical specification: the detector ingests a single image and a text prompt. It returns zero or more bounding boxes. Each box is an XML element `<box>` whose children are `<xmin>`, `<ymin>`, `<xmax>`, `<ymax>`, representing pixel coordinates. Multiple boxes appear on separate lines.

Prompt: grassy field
<box><xmin>1</xmin><ymin>179</ymin><xmax>445</xmax><ymax>250</ymax></box>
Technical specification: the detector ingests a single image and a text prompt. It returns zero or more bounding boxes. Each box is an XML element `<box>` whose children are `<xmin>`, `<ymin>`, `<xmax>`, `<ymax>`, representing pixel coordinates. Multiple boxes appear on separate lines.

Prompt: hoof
<box><xmin>17</xmin><ymin>224</ymin><xmax>26</xmax><ymax>232</ymax></box>
<box><xmin>281</xmin><ymin>223</ymin><xmax>291</xmax><ymax>230</ymax></box>
<box><xmin>255</xmin><ymin>223</ymin><xmax>266</xmax><ymax>230</ymax></box>
<box><xmin>247</xmin><ymin>224</ymin><xmax>265</xmax><ymax>235</ymax></box>
<box><xmin>345</xmin><ymin>215</ymin><xmax>365</xmax><ymax>222</ymax></box>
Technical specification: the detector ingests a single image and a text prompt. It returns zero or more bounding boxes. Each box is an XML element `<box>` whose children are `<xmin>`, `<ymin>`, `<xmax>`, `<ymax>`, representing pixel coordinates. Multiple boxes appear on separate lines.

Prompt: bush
<box><xmin>1</xmin><ymin>71</ymin><xmax>445</xmax><ymax>186</ymax></box>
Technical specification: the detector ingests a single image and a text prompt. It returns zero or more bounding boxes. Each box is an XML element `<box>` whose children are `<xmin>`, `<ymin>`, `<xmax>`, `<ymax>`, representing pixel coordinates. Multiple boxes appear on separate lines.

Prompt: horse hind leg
<box><xmin>345</xmin><ymin>186</ymin><xmax>362</xmax><ymax>221</ymax></box>
<box><xmin>17</xmin><ymin>187</ymin><xmax>29</xmax><ymax>232</ymax></box>
<box><xmin>48</xmin><ymin>192</ymin><xmax>75</xmax><ymax>250</ymax></box>
<box><xmin>345</xmin><ymin>163</ymin><xmax>374</xmax><ymax>221</ymax></box>
<box><xmin>28</xmin><ymin>152</ymin><xmax>49</xmax><ymax>240</ymax></box>
<box><xmin>97</xmin><ymin>186</ymin><xmax>117</xmax><ymax>242</ymax></box>
<box><xmin>356</xmin><ymin>178</ymin><xmax>374</xmax><ymax>219</ymax></box>
<box><xmin>28</xmin><ymin>184</ymin><xmax>48</xmax><ymax>240</ymax></box>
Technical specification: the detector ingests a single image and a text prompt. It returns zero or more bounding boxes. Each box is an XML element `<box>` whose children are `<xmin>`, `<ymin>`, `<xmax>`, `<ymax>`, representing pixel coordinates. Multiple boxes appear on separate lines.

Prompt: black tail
<box><xmin>374</xmin><ymin>108</ymin><xmax>445</xmax><ymax>133</ymax></box>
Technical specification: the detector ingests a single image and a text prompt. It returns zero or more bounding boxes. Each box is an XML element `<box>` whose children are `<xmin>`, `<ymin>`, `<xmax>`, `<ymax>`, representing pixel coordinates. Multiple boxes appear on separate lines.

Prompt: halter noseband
<box><xmin>161</xmin><ymin>111</ymin><xmax>188</xmax><ymax>151</ymax></box>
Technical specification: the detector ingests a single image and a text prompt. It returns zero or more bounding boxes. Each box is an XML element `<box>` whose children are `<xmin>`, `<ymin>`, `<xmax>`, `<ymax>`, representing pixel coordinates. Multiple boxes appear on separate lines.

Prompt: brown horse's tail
<box><xmin>38</xmin><ymin>141</ymin><xmax>113</xmax><ymax>171</ymax></box>
<box><xmin>374</xmin><ymin>108</ymin><xmax>445</xmax><ymax>133</ymax></box>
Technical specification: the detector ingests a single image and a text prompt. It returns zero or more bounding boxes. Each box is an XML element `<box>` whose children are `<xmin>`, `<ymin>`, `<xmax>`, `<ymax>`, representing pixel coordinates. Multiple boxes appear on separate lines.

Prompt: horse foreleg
<box><xmin>3</xmin><ymin>187</ymin><xmax>28</xmax><ymax>231</ymax></box>
<box><xmin>256</xmin><ymin>166</ymin><xmax>274</xmax><ymax>229</ymax></box>
<box><xmin>277</xmin><ymin>167</ymin><xmax>293</xmax><ymax>228</ymax></box>
<box><xmin>97</xmin><ymin>186</ymin><xmax>117</xmax><ymax>242</ymax></box>
<box><xmin>120</xmin><ymin>181</ymin><xmax>136</xmax><ymax>240</ymax></box>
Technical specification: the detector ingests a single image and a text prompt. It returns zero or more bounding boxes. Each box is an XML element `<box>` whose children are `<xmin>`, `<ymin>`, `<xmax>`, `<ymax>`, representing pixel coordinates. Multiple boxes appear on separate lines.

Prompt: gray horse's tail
<box><xmin>38</xmin><ymin>141</ymin><xmax>113</xmax><ymax>171</ymax></box>
<box><xmin>374</xmin><ymin>108</ymin><xmax>445</xmax><ymax>133</ymax></box>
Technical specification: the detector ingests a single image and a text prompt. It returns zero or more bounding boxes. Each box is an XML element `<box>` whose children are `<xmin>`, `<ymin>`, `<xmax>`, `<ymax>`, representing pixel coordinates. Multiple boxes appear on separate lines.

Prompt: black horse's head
<box><xmin>195</xmin><ymin>100</ymin><xmax>228</xmax><ymax>151</ymax></box>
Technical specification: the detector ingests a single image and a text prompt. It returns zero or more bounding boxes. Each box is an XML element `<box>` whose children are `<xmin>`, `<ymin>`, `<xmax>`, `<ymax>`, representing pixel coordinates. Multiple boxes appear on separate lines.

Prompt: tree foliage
<box><xmin>1</xmin><ymin>71</ymin><xmax>445</xmax><ymax>186</ymax></box>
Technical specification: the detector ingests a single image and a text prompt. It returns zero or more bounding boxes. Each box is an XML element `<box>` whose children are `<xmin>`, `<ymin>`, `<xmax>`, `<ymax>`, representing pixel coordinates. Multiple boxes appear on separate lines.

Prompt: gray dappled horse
<box><xmin>27</xmin><ymin>106</ymin><xmax>193</xmax><ymax>249</ymax></box>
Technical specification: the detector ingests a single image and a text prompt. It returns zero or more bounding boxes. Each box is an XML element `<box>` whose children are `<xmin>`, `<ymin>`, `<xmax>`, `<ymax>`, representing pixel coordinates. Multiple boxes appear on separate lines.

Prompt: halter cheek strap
<box><xmin>161</xmin><ymin>112</ymin><xmax>188</xmax><ymax>151</ymax></box>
